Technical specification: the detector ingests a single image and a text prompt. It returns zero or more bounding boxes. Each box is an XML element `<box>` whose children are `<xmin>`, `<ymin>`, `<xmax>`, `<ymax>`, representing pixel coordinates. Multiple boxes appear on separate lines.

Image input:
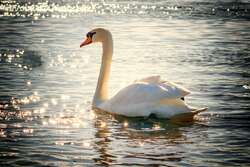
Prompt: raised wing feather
<box><xmin>134</xmin><ymin>75</ymin><xmax>162</xmax><ymax>84</ymax></box>
<box><xmin>135</xmin><ymin>75</ymin><xmax>190</xmax><ymax>97</ymax></box>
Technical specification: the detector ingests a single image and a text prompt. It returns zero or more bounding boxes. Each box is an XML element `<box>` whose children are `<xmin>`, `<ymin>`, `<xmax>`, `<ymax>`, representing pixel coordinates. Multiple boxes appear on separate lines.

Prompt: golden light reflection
<box><xmin>153</xmin><ymin>124</ymin><xmax>161</xmax><ymax>130</ymax></box>
<box><xmin>23</xmin><ymin>111</ymin><xmax>32</xmax><ymax>116</ymax></box>
<box><xmin>40</xmin><ymin>114</ymin><xmax>88</xmax><ymax>129</ymax></box>
<box><xmin>49</xmin><ymin>118</ymin><xmax>57</xmax><ymax>125</ymax></box>
<box><xmin>22</xmin><ymin>97</ymin><xmax>29</xmax><ymax>104</ymax></box>
<box><xmin>90</xmin><ymin>112</ymin><xmax>96</xmax><ymax>120</ymax></box>
<box><xmin>27</xmin><ymin>81</ymin><xmax>31</xmax><ymax>86</ymax></box>
<box><xmin>39</xmin><ymin>107</ymin><xmax>46</xmax><ymax>113</ymax></box>
<box><xmin>23</xmin><ymin>128</ymin><xmax>34</xmax><ymax>134</ymax></box>
<box><xmin>194</xmin><ymin>114</ymin><xmax>211</xmax><ymax>122</ymax></box>
<box><xmin>83</xmin><ymin>142</ymin><xmax>91</xmax><ymax>148</ymax></box>
<box><xmin>75</xmin><ymin>104</ymin><xmax>80</xmax><ymax>110</ymax></box>
<box><xmin>60</xmin><ymin>95</ymin><xmax>70</xmax><ymax>100</ymax></box>
<box><xmin>51</xmin><ymin>98</ymin><xmax>58</xmax><ymax>105</ymax></box>
<box><xmin>243</xmin><ymin>84</ymin><xmax>250</xmax><ymax>90</ymax></box>
<box><xmin>3</xmin><ymin>104</ymin><xmax>8</xmax><ymax>108</ymax></box>
<box><xmin>33</xmin><ymin>15</ymin><xmax>39</xmax><ymax>20</ymax></box>
<box><xmin>62</xmin><ymin>104</ymin><xmax>67</xmax><ymax>108</ymax></box>
<box><xmin>43</xmin><ymin>102</ymin><xmax>49</xmax><ymax>107</ymax></box>
<box><xmin>0</xmin><ymin>130</ymin><xmax>6</xmax><ymax>138</ymax></box>
<box><xmin>139</xmin><ymin>141</ymin><xmax>144</xmax><ymax>147</ymax></box>
<box><xmin>123</xmin><ymin>121</ymin><xmax>128</xmax><ymax>128</ymax></box>
<box><xmin>55</xmin><ymin>141</ymin><xmax>65</xmax><ymax>146</ymax></box>
<box><xmin>12</xmin><ymin>94</ymin><xmax>41</xmax><ymax>106</ymax></box>
<box><xmin>33</xmin><ymin>109</ymin><xmax>39</xmax><ymax>114</ymax></box>
<box><xmin>100</xmin><ymin>121</ymin><xmax>107</xmax><ymax>128</ymax></box>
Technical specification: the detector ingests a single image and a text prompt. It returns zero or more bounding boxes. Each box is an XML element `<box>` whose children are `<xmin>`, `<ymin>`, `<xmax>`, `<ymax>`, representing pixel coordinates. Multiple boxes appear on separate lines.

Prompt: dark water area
<box><xmin>0</xmin><ymin>0</ymin><xmax>250</xmax><ymax>166</ymax></box>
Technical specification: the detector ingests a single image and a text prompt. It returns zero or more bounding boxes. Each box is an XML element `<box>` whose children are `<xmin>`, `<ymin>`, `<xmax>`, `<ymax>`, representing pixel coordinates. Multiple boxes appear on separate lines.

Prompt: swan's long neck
<box><xmin>93</xmin><ymin>34</ymin><xmax>113</xmax><ymax>106</ymax></box>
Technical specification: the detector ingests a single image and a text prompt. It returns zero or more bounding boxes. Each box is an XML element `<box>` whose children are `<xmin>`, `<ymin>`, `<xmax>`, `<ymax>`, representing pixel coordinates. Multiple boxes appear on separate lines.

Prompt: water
<box><xmin>0</xmin><ymin>0</ymin><xmax>250</xmax><ymax>166</ymax></box>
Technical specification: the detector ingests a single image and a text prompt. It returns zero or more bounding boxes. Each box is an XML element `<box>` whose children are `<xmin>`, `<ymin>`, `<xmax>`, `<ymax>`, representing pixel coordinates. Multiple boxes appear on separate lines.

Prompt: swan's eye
<box><xmin>86</xmin><ymin>32</ymin><xmax>96</xmax><ymax>38</ymax></box>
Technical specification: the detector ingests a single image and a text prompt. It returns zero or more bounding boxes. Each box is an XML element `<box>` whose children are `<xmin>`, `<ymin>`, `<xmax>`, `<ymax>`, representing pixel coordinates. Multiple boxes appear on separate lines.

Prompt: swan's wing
<box><xmin>136</xmin><ymin>75</ymin><xmax>190</xmax><ymax>97</ymax></box>
<box><xmin>160</xmin><ymin>80</ymin><xmax>190</xmax><ymax>97</ymax></box>
<box><xmin>100</xmin><ymin>82</ymin><xmax>190</xmax><ymax>117</ymax></box>
<box><xmin>134</xmin><ymin>75</ymin><xmax>162</xmax><ymax>84</ymax></box>
<box><xmin>99</xmin><ymin>83</ymin><xmax>168</xmax><ymax>116</ymax></box>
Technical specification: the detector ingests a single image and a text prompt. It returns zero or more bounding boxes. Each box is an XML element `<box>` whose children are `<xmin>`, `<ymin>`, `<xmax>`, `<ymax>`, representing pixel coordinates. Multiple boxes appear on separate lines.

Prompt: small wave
<box><xmin>243</xmin><ymin>84</ymin><xmax>250</xmax><ymax>90</ymax></box>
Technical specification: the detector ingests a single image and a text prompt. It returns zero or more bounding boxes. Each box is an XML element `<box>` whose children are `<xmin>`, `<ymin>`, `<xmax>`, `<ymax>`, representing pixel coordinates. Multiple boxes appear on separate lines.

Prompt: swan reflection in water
<box><xmin>92</xmin><ymin>108</ymin><xmax>203</xmax><ymax>166</ymax></box>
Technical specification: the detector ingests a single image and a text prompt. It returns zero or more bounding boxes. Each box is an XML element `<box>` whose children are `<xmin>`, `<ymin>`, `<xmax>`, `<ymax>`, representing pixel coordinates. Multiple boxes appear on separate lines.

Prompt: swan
<box><xmin>80</xmin><ymin>28</ymin><xmax>207</xmax><ymax>119</ymax></box>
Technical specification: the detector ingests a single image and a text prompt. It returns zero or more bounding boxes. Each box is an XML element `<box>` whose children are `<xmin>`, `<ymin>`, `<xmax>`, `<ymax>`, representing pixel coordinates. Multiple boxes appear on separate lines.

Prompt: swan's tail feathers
<box><xmin>170</xmin><ymin>107</ymin><xmax>208</xmax><ymax>123</ymax></box>
<box><xmin>191</xmin><ymin>107</ymin><xmax>208</xmax><ymax>115</ymax></box>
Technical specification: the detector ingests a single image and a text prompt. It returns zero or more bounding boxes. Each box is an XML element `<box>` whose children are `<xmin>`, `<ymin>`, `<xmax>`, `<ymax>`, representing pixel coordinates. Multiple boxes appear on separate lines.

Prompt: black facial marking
<box><xmin>86</xmin><ymin>31</ymin><xmax>96</xmax><ymax>38</ymax></box>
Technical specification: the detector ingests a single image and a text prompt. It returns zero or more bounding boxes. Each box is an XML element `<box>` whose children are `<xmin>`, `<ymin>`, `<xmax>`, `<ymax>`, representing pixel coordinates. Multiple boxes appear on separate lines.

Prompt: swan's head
<box><xmin>80</xmin><ymin>28</ymin><xmax>111</xmax><ymax>47</ymax></box>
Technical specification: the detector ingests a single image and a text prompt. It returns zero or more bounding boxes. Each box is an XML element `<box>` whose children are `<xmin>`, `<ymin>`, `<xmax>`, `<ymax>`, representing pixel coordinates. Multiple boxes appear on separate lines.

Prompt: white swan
<box><xmin>80</xmin><ymin>28</ymin><xmax>207</xmax><ymax>119</ymax></box>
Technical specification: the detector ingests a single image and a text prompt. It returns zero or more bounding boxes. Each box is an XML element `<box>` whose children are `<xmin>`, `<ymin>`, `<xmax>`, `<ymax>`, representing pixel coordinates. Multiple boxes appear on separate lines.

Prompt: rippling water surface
<box><xmin>0</xmin><ymin>0</ymin><xmax>250</xmax><ymax>166</ymax></box>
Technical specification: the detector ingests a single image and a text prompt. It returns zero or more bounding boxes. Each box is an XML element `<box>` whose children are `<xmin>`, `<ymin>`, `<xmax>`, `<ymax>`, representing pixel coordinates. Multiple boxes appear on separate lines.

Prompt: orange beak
<box><xmin>80</xmin><ymin>37</ymin><xmax>92</xmax><ymax>47</ymax></box>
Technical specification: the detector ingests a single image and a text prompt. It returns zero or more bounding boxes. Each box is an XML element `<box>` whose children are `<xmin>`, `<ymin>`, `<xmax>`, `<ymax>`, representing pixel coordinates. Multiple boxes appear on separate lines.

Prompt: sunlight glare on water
<box><xmin>0</xmin><ymin>0</ymin><xmax>250</xmax><ymax>166</ymax></box>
